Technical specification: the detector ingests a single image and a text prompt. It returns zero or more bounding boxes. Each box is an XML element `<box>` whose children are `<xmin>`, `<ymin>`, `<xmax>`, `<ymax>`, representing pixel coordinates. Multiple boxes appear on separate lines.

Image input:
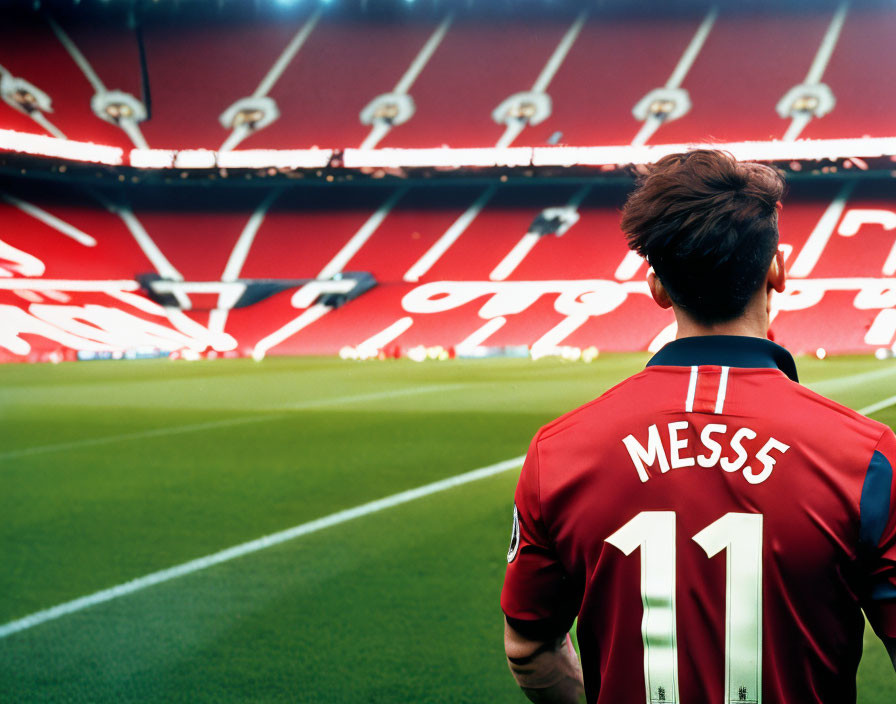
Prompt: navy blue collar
<box><xmin>646</xmin><ymin>335</ymin><xmax>799</xmax><ymax>382</ymax></box>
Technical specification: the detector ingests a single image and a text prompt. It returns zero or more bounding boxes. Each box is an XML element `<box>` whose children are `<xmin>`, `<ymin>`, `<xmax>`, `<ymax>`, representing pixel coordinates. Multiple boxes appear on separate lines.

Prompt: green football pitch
<box><xmin>1</xmin><ymin>354</ymin><xmax>894</xmax><ymax>702</ymax></box>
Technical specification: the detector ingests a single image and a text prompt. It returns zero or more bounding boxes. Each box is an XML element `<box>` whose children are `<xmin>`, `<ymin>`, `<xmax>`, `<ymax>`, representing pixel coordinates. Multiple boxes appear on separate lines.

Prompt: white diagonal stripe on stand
<box><xmin>254</xmin><ymin>10</ymin><xmax>323</xmax><ymax>98</ymax></box>
<box><xmin>403</xmin><ymin>186</ymin><xmax>497</xmax><ymax>281</ymax></box>
<box><xmin>805</xmin><ymin>1</ymin><xmax>849</xmax><ymax>85</ymax></box>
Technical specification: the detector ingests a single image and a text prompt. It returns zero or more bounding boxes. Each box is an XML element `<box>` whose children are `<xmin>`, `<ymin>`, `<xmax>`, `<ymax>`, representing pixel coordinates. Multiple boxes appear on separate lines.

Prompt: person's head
<box><xmin>621</xmin><ymin>149</ymin><xmax>786</xmax><ymax>329</ymax></box>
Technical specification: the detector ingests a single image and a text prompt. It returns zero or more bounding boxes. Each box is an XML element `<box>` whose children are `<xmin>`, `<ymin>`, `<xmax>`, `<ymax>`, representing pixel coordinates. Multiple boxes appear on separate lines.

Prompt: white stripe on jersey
<box><xmin>715</xmin><ymin>366</ymin><xmax>730</xmax><ymax>415</ymax></box>
<box><xmin>685</xmin><ymin>366</ymin><xmax>698</xmax><ymax>412</ymax></box>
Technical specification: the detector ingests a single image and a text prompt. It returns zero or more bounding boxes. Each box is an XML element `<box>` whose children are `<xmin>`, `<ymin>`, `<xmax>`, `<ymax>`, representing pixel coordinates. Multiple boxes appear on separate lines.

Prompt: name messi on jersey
<box><xmin>623</xmin><ymin>421</ymin><xmax>789</xmax><ymax>484</ymax></box>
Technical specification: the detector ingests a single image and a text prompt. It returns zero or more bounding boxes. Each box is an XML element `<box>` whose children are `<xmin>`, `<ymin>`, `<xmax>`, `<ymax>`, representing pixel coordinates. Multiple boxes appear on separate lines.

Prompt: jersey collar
<box><xmin>646</xmin><ymin>335</ymin><xmax>799</xmax><ymax>382</ymax></box>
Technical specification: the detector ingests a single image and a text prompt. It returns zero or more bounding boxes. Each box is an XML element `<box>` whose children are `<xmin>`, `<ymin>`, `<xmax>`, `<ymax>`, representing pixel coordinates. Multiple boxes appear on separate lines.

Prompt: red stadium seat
<box><xmin>0</xmin><ymin>177</ymin><xmax>894</xmax><ymax>362</ymax></box>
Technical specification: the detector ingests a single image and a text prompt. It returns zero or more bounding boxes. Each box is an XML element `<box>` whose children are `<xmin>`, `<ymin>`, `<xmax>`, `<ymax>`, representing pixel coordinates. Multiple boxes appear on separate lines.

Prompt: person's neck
<box><xmin>673</xmin><ymin>303</ymin><xmax>770</xmax><ymax>340</ymax></box>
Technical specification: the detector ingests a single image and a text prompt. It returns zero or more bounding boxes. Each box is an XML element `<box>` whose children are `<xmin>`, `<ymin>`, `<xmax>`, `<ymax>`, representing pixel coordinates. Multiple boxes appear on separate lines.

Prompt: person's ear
<box><xmin>647</xmin><ymin>268</ymin><xmax>673</xmax><ymax>309</ymax></box>
<box><xmin>768</xmin><ymin>248</ymin><xmax>786</xmax><ymax>293</ymax></box>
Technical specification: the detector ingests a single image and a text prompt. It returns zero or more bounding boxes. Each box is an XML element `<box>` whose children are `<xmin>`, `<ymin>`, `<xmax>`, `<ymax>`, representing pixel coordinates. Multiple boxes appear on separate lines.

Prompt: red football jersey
<box><xmin>502</xmin><ymin>336</ymin><xmax>896</xmax><ymax>704</ymax></box>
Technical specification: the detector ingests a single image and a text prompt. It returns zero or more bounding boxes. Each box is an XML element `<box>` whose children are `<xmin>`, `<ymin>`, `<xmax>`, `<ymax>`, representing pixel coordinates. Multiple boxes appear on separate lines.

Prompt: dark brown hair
<box><xmin>621</xmin><ymin>149</ymin><xmax>785</xmax><ymax>324</ymax></box>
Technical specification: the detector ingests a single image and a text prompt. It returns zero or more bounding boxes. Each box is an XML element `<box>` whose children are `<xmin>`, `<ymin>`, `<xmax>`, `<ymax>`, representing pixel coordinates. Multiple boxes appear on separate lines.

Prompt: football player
<box><xmin>501</xmin><ymin>150</ymin><xmax>896</xmax><ymax>703</ymax></box>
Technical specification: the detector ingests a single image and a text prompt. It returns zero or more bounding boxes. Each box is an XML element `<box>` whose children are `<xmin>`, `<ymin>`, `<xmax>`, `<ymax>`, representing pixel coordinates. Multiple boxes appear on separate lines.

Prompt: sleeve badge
<box><xmin>507</xmin><ymin>504</ymin><xmax>521</xmax><ymax>563</ymax></box>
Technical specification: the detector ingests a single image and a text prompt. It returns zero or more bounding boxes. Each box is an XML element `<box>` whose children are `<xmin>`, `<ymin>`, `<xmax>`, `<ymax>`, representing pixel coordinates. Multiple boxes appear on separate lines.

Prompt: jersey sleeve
<box><xmin>860</xmin><ymin>427</ymin><xmax>896</xmax><ymax>640</ymax></box>
<box><xmin>501</xmin><ymin>430</ymin><xmax>579</xmax><ymax>640</ymax></box>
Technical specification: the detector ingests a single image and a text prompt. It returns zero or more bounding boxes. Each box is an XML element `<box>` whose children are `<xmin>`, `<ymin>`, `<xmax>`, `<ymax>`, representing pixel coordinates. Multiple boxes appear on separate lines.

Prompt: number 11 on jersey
<box><xmin>606</xmin><ymin>511</ymin><xmax>763</xmax><ymax>704</ymax></box>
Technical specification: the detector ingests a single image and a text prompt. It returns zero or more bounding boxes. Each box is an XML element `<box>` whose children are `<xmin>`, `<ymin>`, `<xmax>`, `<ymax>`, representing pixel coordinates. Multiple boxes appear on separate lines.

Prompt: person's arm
<box><xmin>504</xmin><ymin>617</ymin><xmax>585</xmax><ymax>704</ymax></box>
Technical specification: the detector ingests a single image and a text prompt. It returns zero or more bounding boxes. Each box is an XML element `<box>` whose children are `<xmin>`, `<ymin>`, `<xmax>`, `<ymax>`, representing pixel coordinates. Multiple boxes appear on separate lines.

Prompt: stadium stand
<box><xmin>1</xmin><ymin>173</ymin><xmax>894</xmax><ymax>362</ymax></box>
<box><xmin>0</xmin><ymin>0</ymin><xmax>894</xmax><ymax>363</ymax></box>
<box><xmin>2</xmin><ymin>2</ymin><xmax>895</xmax><ymax>150</ymax></box>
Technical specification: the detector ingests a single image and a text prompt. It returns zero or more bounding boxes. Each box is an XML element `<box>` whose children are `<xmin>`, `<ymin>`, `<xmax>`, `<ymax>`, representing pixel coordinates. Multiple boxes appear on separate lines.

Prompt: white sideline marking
<box><xmin>808</xmin><ymin>364</ymin><xmax>896</xmax><ymax>394</ymax></box>
<box><xmin>1</xmin><ymin>368</ymin><xmax>893</xmax><ymax>641</ymax></box>
<box><xmin>859</xmin><ymin>395</ymin><xmax>896</xmax><ymax>417</ymax></box>
<box><xmin>0</xmin><ymin>383</ymin><xmax>467</xmax><ymax>461</ymax></box>
<box><xmin>0</xmin><ymin>454</ymin><xmax>525</xmax><ymax>640</ymax></box>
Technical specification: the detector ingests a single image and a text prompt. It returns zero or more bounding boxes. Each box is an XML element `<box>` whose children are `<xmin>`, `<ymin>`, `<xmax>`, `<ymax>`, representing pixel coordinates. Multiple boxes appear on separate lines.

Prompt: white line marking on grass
<box><xmin>2</xmin><ymin>366</ymin><xmax>892</xmax><ymax>641</ymax></box>
<box><xmin>0</xmin><ymin>454</ymin><xmax>525</xmax><ymax>640</ymax></box>
<box><xmin>0</xmin><ymin>384</ymin><xmax>467</xmax><ymax>461</ymax></box>
<box><xmin>276</xmin><ymin>383</ymin><xmax>463</xmax><ymax>410</ymax></box>
<box><xmin>807</xmin><ymin>364</ymin><xmax>896</xmax><ymax>394</ymax></box>
<box><xmin>859</xmin><ymin>395</ymin><xmax>896</xmax><ymax>417</ymax></box>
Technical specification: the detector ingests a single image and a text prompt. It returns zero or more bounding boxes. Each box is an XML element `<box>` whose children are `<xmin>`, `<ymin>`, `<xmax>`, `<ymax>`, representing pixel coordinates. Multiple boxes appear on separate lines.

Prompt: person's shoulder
<box><xmin>772</xmin><ymin>374</ymin><xmax>892</xmax><ymax>444</ymax></box>
<box><xmin>789</xmin><ymin>377</ymin><xmax>889</xmax><ymax>426</ymax></box>
<box><xmin>536</xmin><ymin>369</ymin><xmax>654</xmax><ymax>444</ymax></box>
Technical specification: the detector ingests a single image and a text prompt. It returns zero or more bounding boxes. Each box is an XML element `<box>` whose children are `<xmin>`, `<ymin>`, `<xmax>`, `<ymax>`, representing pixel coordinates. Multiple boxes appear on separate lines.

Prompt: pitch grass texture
<box><xmin>1</xmin><ymin>355</ymin><xmax>894</xmax><ymax>702</ymax></box>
